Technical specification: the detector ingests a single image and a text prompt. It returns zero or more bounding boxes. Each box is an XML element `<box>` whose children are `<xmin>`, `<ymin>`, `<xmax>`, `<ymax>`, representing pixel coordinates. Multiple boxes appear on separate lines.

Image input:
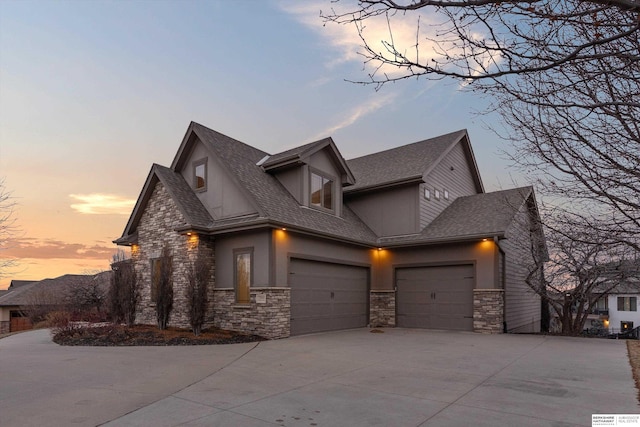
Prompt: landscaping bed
<box><xmin>52</xmin><ymin>324</ymin><xmax>265</xmax><ymax>346</ymax></box>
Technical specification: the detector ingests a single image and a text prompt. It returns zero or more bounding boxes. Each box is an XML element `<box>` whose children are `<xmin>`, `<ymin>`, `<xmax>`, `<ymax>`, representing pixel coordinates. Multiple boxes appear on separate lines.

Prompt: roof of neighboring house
<box><xmin>379</xmin><ymin>187</ymin><xmax>534</xmax><ymax>246</ymax></box>
<box><xmin>0</xmin><ymin>272</ymin><xmax>112</xmax><ymax>307</ymax></box>
<box><xmin>346</xmin><ymin>129</ymin><xmax>483</xmax><ymax>194</ymax></box>
<box><xmin>9</xmin><ymin>280</ymin><xmax>37</xmax><ymax>289</ymax></box>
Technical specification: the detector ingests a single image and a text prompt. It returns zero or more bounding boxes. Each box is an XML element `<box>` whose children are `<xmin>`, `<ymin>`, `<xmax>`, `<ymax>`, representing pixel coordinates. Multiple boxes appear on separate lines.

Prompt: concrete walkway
<box><xmin>1</xmin><ymin>328</ymin><xmax>637</xmax><ymax>426</ymax></box>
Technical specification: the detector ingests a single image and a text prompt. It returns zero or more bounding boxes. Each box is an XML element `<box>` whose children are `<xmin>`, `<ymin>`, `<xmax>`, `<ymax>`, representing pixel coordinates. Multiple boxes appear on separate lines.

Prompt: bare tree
<box><xmin>109</xmin><ymin>251</ymin><xmax>140</xmax><ymax>326</ymax></box>
<box><xmin>323</xmin><ymin>1</ymin><xmax>640</xmax><ymax>248</ymax></box>
<box><xmin>64</xmin><ymin>273</ymin><xmax>108</xmax><ymax>321</ymax></box>
<box><xmin>155</xmin><ymin>246</ymin><xmax>173</xmax><ymax>330</ymax></box>
<box><xmin>0</xmin><ymin>178</ymin><xmax>19</xmax><ymax>280</ymax></box>
<box><xmin>520</xmin><ymin>210</ymin><xmax>637</xmax><ymax>335</ymax></box>
<box><xmin>185</xmin><ymin>253</ymin><xmax>211</xmax><ymax>336</ymax></box>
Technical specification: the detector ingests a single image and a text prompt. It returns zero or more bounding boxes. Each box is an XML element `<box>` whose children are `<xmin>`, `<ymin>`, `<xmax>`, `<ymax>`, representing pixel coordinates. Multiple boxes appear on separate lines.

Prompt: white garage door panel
<box><xmin>290</xmin><ymin>258</ymin><xmax>368</xmax><ymax>336</ymax></box>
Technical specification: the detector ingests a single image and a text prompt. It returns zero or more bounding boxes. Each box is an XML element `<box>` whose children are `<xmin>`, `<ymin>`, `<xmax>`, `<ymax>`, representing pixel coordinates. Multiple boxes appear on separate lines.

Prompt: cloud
<box><xmin>313</xmin><ymin>91</ymin><xmax>398</xmax><ymax>139</ymax></box>
<box><xmin>1</xmin><ymin>238</ymin><xmax>117</xmax><ymax>260</ymax></box>
<box><xmin>69</xmin><ymin>193</ymin><xmax>135</xmax><ymax>215</ymax></box>
<box><xmin>279</xmin><ymin>1</ymin><xmax>442</xmax><ymax>77</ymax></box>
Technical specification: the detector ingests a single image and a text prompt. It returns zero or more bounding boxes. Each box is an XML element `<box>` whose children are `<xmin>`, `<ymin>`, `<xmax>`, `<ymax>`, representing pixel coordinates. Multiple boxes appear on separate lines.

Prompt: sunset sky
<box><xmin>0</xmin><ymin>0</ymin><xmax>524</xmax><ymax>289</ymax></box>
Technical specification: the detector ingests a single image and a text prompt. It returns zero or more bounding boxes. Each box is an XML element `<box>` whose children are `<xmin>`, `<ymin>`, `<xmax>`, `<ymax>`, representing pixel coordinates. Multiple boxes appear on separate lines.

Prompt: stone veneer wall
<box><xmin>0</xmin><ymin>321</ymin><xmax>9</xmax><ymax>334</ymax></box>
<box><xmin>133</xmin><ymin>181</ymin><xmax>216</xmax><ymax>329</ymax></box>
<box><xmin>370</xmin><ymin>290</ymin><xmax>396</xmax><ymax>327</ymax></box>
<box><xmin>213</xmin><ymin>288</ymin><xmax>290</xmax><ymax>339</ymax></box>
<box><xmin>473</xmin><ymin>289</ymin><xmax>504</xmax><ymax>334</ymax></box>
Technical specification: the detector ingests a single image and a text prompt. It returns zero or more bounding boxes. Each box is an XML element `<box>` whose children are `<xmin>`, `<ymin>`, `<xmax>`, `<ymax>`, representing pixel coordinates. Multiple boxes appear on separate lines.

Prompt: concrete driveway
<box><xmin>0</xmin><ymin>328</ymin><xmax>637</xmax><ymax>427</ymax></box>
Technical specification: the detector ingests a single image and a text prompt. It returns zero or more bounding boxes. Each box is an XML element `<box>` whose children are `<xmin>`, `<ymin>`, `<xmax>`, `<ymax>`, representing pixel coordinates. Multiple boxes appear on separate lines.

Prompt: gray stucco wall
<box><xmin>214</xmin><ymin>230</ymin><xmax>271</xmax><ymax>289</ymax></box>
<box><xmin>373</xmin><ymin>241</ymin><xmax>499</xmax><ymax>291</ymax></box>
<box><xmin>179</xmin><ymin>138</ymin><xmax>256</xmax><ymax>219</ymax></box>
<box><xmin>346</xmin><ymin>185</ymin><xmax>419</xmax><ymax>237</ymax></box>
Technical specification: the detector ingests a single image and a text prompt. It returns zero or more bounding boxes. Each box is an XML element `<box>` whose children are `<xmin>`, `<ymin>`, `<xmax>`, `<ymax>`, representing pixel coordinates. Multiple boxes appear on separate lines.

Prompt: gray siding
<box><xmin>500</xmin><ymin>200</ymin><xmax>542</xmax><ymax>333</ymax></box>
<box><xmin>179</xmin><ymin>139</ymin><xmax>257</xmax><ymax>219</ymax></box>
<box><xmin>420</xmin><ymin>142</ymin><xmax>479</xmax><ymax>228</ymax></box>
<box><xmin>346</xmin><ymin>185</ymin><xmax>419</xmax><ymax>237</ymax></box>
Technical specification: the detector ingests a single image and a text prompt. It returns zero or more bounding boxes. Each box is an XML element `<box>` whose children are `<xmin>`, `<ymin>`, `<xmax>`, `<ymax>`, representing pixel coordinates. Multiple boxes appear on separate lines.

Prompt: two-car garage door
<box><xmin>289</xmin><ymin>258</ymin><xmax>369</xmax><ymax>336</ymax></box>
<box><xmin>396</xmin><ymin>264</ymin><xmax>475</xmax><ymax>331</ymax></box>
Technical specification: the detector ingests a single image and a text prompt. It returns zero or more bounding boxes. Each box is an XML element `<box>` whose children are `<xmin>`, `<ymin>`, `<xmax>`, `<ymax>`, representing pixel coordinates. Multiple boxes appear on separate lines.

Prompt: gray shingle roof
<box><xmin>261</xmin><ymin>138</ymin><xmax>332</xmax><ymax>169</ymax></box>
<box><xmin>153</xmin><ymin>164</ymin><xmax>213</xmax><ymax>229</ymax></box>
<box><xmin>379</xmin><ymin>187</ymin><xmax>533</xmax><ymax>245</ymax></box>
<box><xmin>0</xmin><ymin>272</ymin><xmax>112</xmax><ymax>307</ymax></box>
<box><xmin>346</xmin><ymin>130</ymin><xmax>468</xmax><ymax>192</ymax></box>
<box><xmin>191</xmin><ymin>124</ymin><xmax>379</xmax><ymax>244</ymax></box>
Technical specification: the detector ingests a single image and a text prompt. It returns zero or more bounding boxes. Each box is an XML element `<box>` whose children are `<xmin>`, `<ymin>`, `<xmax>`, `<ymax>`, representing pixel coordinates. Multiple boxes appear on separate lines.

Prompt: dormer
<box><xmin>261</xmin><ymin>138</ymin><xmax>355</xmax><ymax>217</ymax></box>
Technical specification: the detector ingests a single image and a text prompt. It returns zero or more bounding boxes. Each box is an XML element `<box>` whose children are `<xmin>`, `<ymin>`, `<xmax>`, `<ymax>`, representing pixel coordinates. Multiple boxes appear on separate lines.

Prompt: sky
<box><xmin>0</xmin><ymin>0</ymin><xmax>524</xmax><ymax>289</ymax></box>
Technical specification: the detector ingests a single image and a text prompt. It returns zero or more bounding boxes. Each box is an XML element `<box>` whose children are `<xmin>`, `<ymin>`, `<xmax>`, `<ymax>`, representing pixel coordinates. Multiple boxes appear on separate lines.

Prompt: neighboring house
<box><xmin>0</xmin><ymin>273</ymin><xmax>111</xmax><ymax>334</ymax></box>
<box><xmin>115</xmin><ymin>122</ymin><xmax>545</xmax><ymax>339</ymax></box>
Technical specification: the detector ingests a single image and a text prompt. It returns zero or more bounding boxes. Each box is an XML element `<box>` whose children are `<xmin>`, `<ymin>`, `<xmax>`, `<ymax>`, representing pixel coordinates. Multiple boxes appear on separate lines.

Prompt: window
<box><xmin>434</xmin><ymin>189</ymin><xmax>441</xmax><ymax>200</ymax></box>
<box><xmin>424</xmin><ymin>188</ymin><xmax>431</xmax><ymax>200</ymax></box>
<box><xmin>193</xmin><ymin>158</ymin><xmax>207</xmax><ymax>191</ymax></box>
<box><xmin>310</xmin><ymin>172</ymin><xmax>333</xmax><ymax>210</ymax></box>
<box><xmin>443</xmin><ymin>189</ymin><xmax>449</xmax><ymax>200</ymax></box>
<box><xmin>617</xmin><ymin>296</ymin><xmax>637</xmax><ymax>311</ymax></box>
<box><xmin>234</xmin><ymin>248</ymin><xmax>253</xmax><ymax>304</ymax></box>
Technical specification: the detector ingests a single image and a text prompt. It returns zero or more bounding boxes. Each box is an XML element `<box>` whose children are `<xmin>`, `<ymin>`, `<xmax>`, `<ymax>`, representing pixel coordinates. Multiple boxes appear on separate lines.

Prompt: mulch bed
<box><xmin>52</xmin><ymin>324</ymin><xmax>265</xmax><ymax>346</ymax></box>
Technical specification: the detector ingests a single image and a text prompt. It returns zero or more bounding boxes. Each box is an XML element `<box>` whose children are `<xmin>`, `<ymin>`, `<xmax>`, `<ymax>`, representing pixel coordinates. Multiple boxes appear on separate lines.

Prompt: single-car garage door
<box><xmin>290</xmin><ymin>258</ymin><xmax>369</xmax><ymax>336</ymax></box>
<box><xmin>396</xmin><ymin>264</ymin><xmax>474</xmax><ymax>331</ymax></box>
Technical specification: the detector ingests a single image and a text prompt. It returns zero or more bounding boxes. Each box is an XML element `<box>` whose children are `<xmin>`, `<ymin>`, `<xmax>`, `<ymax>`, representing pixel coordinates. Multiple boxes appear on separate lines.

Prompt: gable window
<box><xmin>424</xmin><ymin>188</ymin><xmax>431</xmax><ymax>200</ymax></box>
<box><xmin>234</xmin><ymin>248</ymin><xmax>253</xmax><ymax>304</ymax></box>
<box><xmin>617</xmin><ymin>296</ymin><xmax>637</xmax><ymax>311</ymax></box>
<box><xmin>310</xmin><ymin>171</ymin><xmax>333</xmax><ymax>210</ymax></box>
<box><xmin>443</xmin><ymin>189</ymin><xmax>449</xmax><ymax>200</ymax></box>
<box><xmin>193</xmin><ymin>158</ymin><xmax>207</xmax><ymax>191</ymax></box>
<box><xmin>434</xmin><ymin>189</ymin><xmax>441</xmax><ymax>200</ymax></box>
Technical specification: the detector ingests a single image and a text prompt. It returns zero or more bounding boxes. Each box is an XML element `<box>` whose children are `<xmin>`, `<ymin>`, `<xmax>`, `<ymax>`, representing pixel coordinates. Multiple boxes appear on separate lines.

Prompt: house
<box><xmin>0</xmin><ymin>273</ymin><xmax>111</xmax><ymax>334</ymax></box>
<box><xmin>115</xmin><ymin>122</ymin><xmax>545</xmax><ymax>339</ymax></box>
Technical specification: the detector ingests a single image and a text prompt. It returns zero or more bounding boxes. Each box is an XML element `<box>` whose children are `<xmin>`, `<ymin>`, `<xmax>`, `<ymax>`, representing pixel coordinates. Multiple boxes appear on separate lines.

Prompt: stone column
<box><xmin>370</xmin><ymin>290</ymin><xmax>396</xmax><ymax>327</ymax></box>
<box><xmin>473</xmin><ymin>289</ymin><xmax>504</xmax><ymax>333</ymax></box>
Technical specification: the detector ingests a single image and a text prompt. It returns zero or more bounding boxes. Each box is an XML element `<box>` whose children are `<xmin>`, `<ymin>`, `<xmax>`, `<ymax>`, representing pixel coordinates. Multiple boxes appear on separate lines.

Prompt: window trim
<box><xmin>434</xmin><ymin>189</ymin><xmax>441</xmax><ymax>200</ymax></box>
<box><xmin>424</xmin><ymin>188</ymin><xmax>431</xmax><ymax>200</ymax></box>
<box><xmin>443</xmin><ymin>189</ymin><xmax>449</xmax><ymax>200</ymax></box>
<box><xmin>234</xmin><ymin>247</ymin><xmax>253</xmax><ymax>305</ymax></box>
<box><xmin>309</xmin><ymin>169</ymin><xmax>335</xmax><ymax>212</ymax></box>
<box><xmin>193</xmin><ymin>158</ymin><xmax>208</xmax><ymax>192</ymax></box>
<box><xmin>617</xmin><ymin>296</ymin><xmax>637</xmax><ymax>312</ymax></box>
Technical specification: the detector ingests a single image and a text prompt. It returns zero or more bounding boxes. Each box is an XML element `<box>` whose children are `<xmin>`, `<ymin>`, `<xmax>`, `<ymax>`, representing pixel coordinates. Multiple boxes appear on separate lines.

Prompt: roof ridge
<box><xmin>347</xmin><ymin>129</ymin><xmax>467</xmax><ymax>162</ymax></box>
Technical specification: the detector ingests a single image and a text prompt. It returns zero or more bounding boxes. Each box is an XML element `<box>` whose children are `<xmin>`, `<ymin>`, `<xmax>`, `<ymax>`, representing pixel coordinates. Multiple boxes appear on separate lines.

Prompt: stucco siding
<box><xmin>500</xmin><ymin>203</ymin><xmax>541</xmax><ymax>333</ymax></box>
<box><xmin>346</xmin><ymin>185</ymin><xmax>419</xmax><ymax>237</ymax></box>
<box><xmin>215</xmin><ymin>231</ymin><xmax>271</xmax><ymax>289</ymax></box>
<box><xmin>373</xmin><ymin>241</ymin><xmax>498</xmax><ymax>292</ymax></box>
<box><xmin>420</xmin><ymin>142</ymin><xmax>479</xmax><ymax>228</ymax></box>
<box><xmin>179</xmin><ymin>138</ymin><xmax>256</xmax><ymax>219</ymax></box>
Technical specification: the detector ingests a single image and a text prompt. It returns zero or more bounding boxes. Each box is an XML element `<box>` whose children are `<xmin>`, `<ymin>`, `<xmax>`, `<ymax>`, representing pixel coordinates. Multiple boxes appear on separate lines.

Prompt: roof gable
<box><xmin>345</xmin><ymin>130</ymin><xmax>483</xmax><ymax>194</ymax></box>
<box><xmin>262</xmin><ymin>137</ymin><xmax>356</xmax><ymax>185</ymax></box>
<box><xmin>115</xmin><ymin>164</ymin><xmax>213</xmax><ymax>244</ymax></box>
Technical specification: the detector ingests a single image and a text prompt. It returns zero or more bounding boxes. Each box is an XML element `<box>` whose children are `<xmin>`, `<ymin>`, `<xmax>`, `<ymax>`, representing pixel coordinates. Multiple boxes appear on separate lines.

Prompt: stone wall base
<box><xmin>0</xmin><ymin>321</ymin><xmax>9</xmax><ymax>334</ymax></box>
<box><xmin>370</xmin><ymin>290</ymin><xmax>396</xmax><ymax>327</ymax></box>
<box><xmin>213</xmin><ymin>288</ymin><xmax>290</xmax><ymax>339</ymax></box>
<box><xmin>473</xmin><ymin>289</ymin><xmax>504</xmax><ymax>334</ymax></box>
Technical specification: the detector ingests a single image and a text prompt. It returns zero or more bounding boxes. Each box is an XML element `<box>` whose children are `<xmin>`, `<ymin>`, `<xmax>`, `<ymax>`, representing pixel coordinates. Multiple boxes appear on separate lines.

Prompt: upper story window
<box><xmin>310</xmin><ymin>171</ymin><xmax>333</xmax><ymax>211</ymax></box>
<box><xmin>618</xmin><ymin>296</ymin><xmax>637</xmax><ymax>312</ymax></box>
<box><xmin>193</xmin><ymin>158</ymin><xmax>207</xmax><ymax>191</ymax></box>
